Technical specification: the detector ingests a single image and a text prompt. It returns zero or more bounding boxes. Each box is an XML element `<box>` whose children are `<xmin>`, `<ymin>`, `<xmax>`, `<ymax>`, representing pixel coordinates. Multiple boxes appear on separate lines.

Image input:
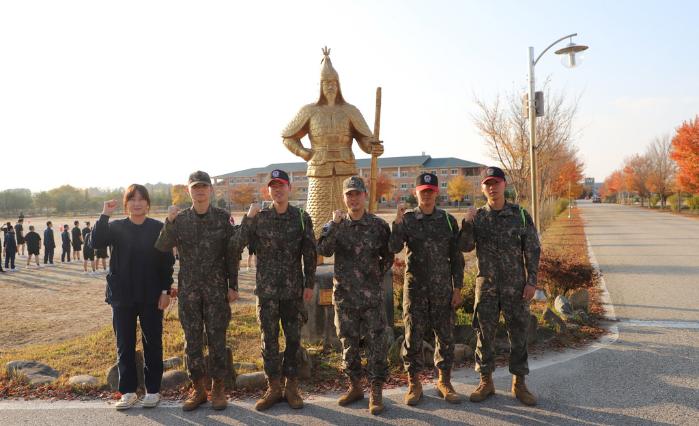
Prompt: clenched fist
<box><xmin>464</xmin><ymin>207</ymin><xmax>477</xmax><ymax>222</ymax></box>
<box><xmin>395</xmin><ymin>203</ymin><xmax>407</xmax><ymax>224</ymax></box>
<box><xmin>247</xmin><ymin>203</ymin><xmax>261</xmax><ymax>219</ymax></box>
<box><xmin>102</xmin><ymin>200</ymin><xmax>118</xmax><ymax>216</ymax></box>
<box><xmin>332</xmin><ymin>210</ymin><xmax>346</xmax><ymax>223</ymax></box>
<box><xmin>167</xmin><ymin>205</ymin><xmax>180</xmax><ymax>223</ymax></box>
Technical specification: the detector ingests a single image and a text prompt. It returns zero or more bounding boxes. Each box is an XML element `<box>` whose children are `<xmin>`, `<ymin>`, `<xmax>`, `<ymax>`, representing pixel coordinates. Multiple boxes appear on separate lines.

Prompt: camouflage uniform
<box><xmin>155</xmin><ymin>206</ymin><xmax>237</xmax><ymax>381</ymax></box>
<box><xmin>317</xmin><ymin>212</ymin><xmax>393</xmax><ymax>383</ymax></box>
<box><xmin>389</xmin><ymin>207</ymin><xmax>464</xmax><ymax>375</ymax></box>
<box><xmin>232</xmin><ymin>205</ymin><xmax>316</xmax><ymax>380</ymax></box>
<box><xmin>458</xmin><ymin>202</ymin><xmax>541</xmax><ymax>376</ymax></box>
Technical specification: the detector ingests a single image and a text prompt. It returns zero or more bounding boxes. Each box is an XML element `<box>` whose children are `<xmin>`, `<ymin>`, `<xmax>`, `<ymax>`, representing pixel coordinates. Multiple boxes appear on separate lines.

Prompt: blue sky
<box><xmin>1</xmin><ymin>0</ymin><xmax>697</xmax><ymax>191</ymax></box>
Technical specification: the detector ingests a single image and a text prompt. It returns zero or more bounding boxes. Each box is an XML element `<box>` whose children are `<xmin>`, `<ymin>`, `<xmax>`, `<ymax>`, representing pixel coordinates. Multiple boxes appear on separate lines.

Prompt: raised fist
<box><xmin>464</xmin><ymin>207</ymin><xmax>477</xmax><ymax>222</ymax></box>
<box><xmin>247</xmin><ymin>203</ymin><xmax>261</xmax><ymax>219</ymax></box>
<box><xmin>370</xmin><ymin>141</ymin><xmax>384</xmax><ymax>156</ymax></box>
<box><xmin>167</xmin><ymin>205</ymin><xmax>180</xmax><ymax>223</ymax></box>
<box><xmin>102</xmin><ymin>200</ymin><xmax>118</xmax><ymax>216</ymax></box>
<box><xmin>395</xmin><ymin>203</ymin><xmax>407</xmax><ymax>224</ymax></box>
<box><xmin>332</xmin><ymin>210</ymin><xmax>345</xmax><ymax>223</ymax></box>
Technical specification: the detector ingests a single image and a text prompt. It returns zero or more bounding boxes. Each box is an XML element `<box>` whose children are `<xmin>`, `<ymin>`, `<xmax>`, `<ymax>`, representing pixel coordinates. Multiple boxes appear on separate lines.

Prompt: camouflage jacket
<box><xmin>155</xmin><ymin>206</ymin><xmax>238</xmax><ymax>291</ymax></box>
<box><xmin>232</xmin><ymin>205</ymin><xmax>316</xmax><ymax>300</ymax></box>
<box><xmin>317</xmin><ymin>212</ymin><xmax>394</xmax><ymax>308</ymax></box>
<box><xmin>458</xmin><ymin>202</ymin><xmax>540</xmax><ymax>288</ymax></box>
<box><xmin>389</xmin><ymin>207</ymin><xmax>464</xmax><ymax>300</ymax></box>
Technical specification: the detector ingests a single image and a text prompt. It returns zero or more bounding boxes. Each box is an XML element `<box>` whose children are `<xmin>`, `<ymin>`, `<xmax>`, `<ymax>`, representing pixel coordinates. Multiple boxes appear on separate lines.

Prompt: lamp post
<box><xmin>528</xmin><ymin>33</ymin><xmax>588</xmax><ymax>232</ymax></box>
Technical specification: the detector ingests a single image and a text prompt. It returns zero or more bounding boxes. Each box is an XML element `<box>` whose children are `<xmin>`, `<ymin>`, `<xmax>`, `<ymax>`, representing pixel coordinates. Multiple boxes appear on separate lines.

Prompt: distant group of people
<box><xmin>0</xmin><ymin>218</ymin><xmax>108</xmax><ymax>274</ymax></box>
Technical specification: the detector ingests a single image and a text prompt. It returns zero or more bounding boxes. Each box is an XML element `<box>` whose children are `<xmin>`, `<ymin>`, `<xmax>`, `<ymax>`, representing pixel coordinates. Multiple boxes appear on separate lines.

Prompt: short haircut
<box><xmin>85</xmin><ymin>221</ymin><xmax>90</xmax><ymax>226</ymax></box>
<box><xmin>123</xmin><ymin>184</ymin><xmax>151</xmax><ymax>211</ymax></box>
<box><xmin>29</xmin><ymin>225</ymin><xmax>35</xmax><ymax>231</ymax></box>
<box><xmin>46</xmin><ymin>221</ymin><xmax>52</xmax><ymax>226</ymax></box>
<box><xmin>74</xmin><ymin>220</ymin><xmax>79</xmax><ymax>225</ymax></box>
<box><xmin>64</xmin><ymin>224</ymin><xmax>69</xmax><ymax>229</ymax></box>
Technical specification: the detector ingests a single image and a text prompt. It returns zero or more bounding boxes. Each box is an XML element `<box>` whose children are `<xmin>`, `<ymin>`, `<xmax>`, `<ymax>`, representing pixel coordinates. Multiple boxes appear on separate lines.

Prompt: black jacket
<box><xmin>92</xmin><ymin>215</ymin><xmax>175</xmax><ymax>307</ymax></box>
<box><xmin>43</xmin><ymin>228</ymin><xmax>55</xmax><ymax>249</ymax></box>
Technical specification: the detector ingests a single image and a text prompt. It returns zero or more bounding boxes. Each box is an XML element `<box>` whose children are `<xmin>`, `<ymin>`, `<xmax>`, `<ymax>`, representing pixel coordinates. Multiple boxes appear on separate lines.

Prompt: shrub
<box><xmin>687</xmin><ymin>195</ymin><xmax>699</xmax><ymax>211</ymax></box>
<box><xmin>650</xmin><ymin>194</ymin><xmax>660</xmax><ymax>208</ymax></box>
<box><xmin>555</xmin><ymin>199</ymin><xmax>570</xmax><ymax>216</ymax></box>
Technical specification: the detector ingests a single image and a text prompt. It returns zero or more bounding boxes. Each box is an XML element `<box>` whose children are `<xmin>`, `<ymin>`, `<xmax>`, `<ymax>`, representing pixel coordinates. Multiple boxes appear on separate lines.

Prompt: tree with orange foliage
<box><xmin>646</xmin><ymin>134</ymin><xmax>676</xmax><ymax>208</ymax></box>
<box><xmin>670</xmin><ymin>116</ymin><xmax>699</xmax><ymax>193</ymax></box>
<box><xmin>551</xmin><ymin>156</ymin><xmax>585</xmax><ymax>199</ymax></box>
<box><xmin>230</xmin><ymin>184</ymin><xmax>256</xmax><ymax>208</ymax></box>
<box><xmin>600</xmin><ymin>170</ymin><xmax>624</xmax><ymax>202</ymax></box>
<box><xmin>171</xmin><ymin>184</ymin><xmax>190</xmax><ymax>207</ymax></box>
<box><xmin>374</xmin><ymin>173</ymin><xmax>395</xmax><ymax>205</ymax></box>
<box><xmin>623</xmin><ymin>154</ymin><xmax>652</xmax><ymax>206</ymax></box>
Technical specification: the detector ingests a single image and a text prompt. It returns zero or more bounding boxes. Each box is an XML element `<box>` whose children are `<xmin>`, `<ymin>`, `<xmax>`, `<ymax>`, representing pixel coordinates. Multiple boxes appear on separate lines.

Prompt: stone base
<box><xmin>301</xmin><ymin>264</ymin><xmax>394</xmax><ymax>351</ymax></box>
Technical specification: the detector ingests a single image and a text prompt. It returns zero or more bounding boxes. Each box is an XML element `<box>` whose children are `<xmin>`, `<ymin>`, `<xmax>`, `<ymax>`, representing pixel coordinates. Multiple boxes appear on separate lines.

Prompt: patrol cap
<box><xmin>268</xmin><ymin>169</ymin><xmax>290</xmax><ymax>186</ymax></box>
<box><xmin>188</xmin><ymin>170</ymin><xmax>212</xmax><ymax>187</ymax></box>
<box><xmin>416</xmin><ymin>172</ymin><xmax>439</xmax><ymax>192</ymax></box>
<box><xmin>343</xmin><ymin>176</ymin><xmax>366</xmax><ymax>194</ymax></box>
<box><xmin>480</xmin><ymin>166</ymin><xmax>506</xmax><ymax>184</ymax></box>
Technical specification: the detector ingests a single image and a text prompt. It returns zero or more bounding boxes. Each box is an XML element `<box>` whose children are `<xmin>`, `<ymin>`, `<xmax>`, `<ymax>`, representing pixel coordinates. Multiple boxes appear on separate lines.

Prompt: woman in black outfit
<box><xmin>92</xmin><ymin>184</ymin><xmax>175</xmax><ymax>410</ymax></box>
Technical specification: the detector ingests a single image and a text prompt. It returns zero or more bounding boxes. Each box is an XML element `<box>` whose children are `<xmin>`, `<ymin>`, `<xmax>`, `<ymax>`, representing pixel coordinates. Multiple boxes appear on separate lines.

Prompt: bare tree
<box><xmin>646</xmin><ymin>134</ymin><xmax>677</xmax><ymax>208</ymax></box>
<box><xmin>473</xmin><ymin>79</ymin><xmax>581</xmax><ymax>204</ymax></box>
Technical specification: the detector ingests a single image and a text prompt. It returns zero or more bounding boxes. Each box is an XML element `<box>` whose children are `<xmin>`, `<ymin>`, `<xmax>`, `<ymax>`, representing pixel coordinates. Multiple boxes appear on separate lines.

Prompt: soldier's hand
<box><xmin>300</xmin><ymin>148</ymin><xmax>314</xmax><ymax>162</ymax></box>
<box><xmin>371</xmin><ymin>141</ymin><xmax>384</xmax><ymax>156</ymax></box>
<box><xmin>303</xmin><ymin>288</ymin><xmax>313</xmax><ymax>303</ymax></box>
<box><xmin>464</xmin><ymin>207</ymin><xmax>477</xmax><ymax>223</ymax></box>
<box><xmin>228</xmin><ymin>289</ymin><xmax>239</xmax><ymax>303</ymax></box>
<box><xmin>247</xmin><ymin>203</ymin><xmax>261</xmax><ymax>218</ymax></box>
<box><xmin>523</xmin><ymin>284</ymin><xmax>536</xmax><ymax>302</ymax></box>
<box><xmin>451</xmin><ymin>288</ymin><xmax>463</xmax><ymax>308</ymax></box>
<box><xmin>102</xmin><ymin>200</ymin><xmax>118</xmax><ymax>216</ymax></box>
<box><xmin>167</xmin><ymin>205</ymin><xmax>179</xmax><ymax>223</ymax></box>
<box><xmin>332</xmin><ymin>210</ymin><xmax>345</xmax><ymax>223</ymax></box>
<box><xmin>157</xmin><ymin>294</ymin><xmax>171</xmax><ymax>311</ymax></box>
<box><xmin>395</xmin><ymin>203</ymin><xmax>407</xmax><ymax>224</ymax></box>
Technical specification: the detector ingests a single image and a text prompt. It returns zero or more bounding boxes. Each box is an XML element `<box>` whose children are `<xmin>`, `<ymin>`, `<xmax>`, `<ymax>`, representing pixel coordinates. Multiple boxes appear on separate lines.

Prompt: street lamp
<box><xmin>527</xmin><ymin>33</ymin><xmax>588</xmax><ymax>232</ymax></box>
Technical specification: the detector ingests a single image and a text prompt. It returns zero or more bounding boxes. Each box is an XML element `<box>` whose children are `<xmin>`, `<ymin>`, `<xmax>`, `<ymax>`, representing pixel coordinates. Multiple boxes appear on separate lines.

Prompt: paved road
<box><xmin>1</xmin><ymin>201</ymin><xmax>698</xmax><ymax>425</ymax></box>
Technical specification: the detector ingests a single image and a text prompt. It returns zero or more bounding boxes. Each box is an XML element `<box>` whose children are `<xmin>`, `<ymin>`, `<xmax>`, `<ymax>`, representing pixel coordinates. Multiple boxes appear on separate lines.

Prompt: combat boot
<box><xmin>403</xmin><ymin>374</ymin><xmax>422</xmax><ymax>406</ymax></box>
<box><xmin>369</xmin><ymin>381</ymin><xmax>384</xmax><ymax>415</ymax></box>
<box><xmin>182</xmin><ymin>377</ymin><xmax>208</xmax><ymax>411</ymax></box>
<box><xmin>284</xmin><ymin>377</ymin><xmax>303</xmax><ymax>409</ymax></box>
<box><xmin>254</xmin><ymin>377</ymin><xmax>282</xmax><ymax>411</ymax></box>
<box><xmin>210</xmin><ymin>378</ymin><xmax>227</xmax><ymax>410</ymax></box>
<box><xmin>512</xmin><ymin>374</ymin><xmax>537</xmax><ymax>406</ymax></box>
<box><xmin>436</xmin><ymin>369</ymin><xmax>461</xmax><ymax>403</ymax></box>
<box><xmin>469</xmin><ymin>373</ymin><xmax>495</xmax><ymax>402</ymax></box>
<box><xmin>337</xmin><ymin>378</ymin><xmax>364</xmax><ymax>406</ymax></box>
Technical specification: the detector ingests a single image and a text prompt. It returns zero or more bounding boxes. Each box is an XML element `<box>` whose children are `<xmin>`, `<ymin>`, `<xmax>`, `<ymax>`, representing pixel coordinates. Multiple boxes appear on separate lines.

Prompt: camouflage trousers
<box><xmin>179</xmin><ymin>286</ymin><xmax>231</xmax><ymax>381</ymax></box>
<box><xmin>334</xmin><ymin>303</ymin><xmax>389</xmax><ymax>383</ymax></box>
<box><xmin>473</xmin><ymin>279</ymin><xmax>530</xmax><ymax>376</ymax></box>
<box><xmin>256</xmin><ymin>297</ymin><xmax>305</xmax><ymax>379</ymax></box>
<box><xmin>402</xmin><ymin>289</ymin><xmax>455</xmax><ymax>375</ymax></box>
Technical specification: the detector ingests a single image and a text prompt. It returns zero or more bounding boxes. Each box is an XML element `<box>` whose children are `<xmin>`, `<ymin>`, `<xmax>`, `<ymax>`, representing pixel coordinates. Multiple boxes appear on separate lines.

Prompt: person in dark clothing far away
<box><xmin>43</xmin><ymin>221</ymin><xmax>56</xmax><ymax>265</ymax></box>
<box><xmin>15</xmin><ymin>218</ymin><xmax>26</xmax><ymax>256</ymax></box>
<box><xmin>24</xmin><ymin>225</ymin><xmax>41</xmax><ymax>268</ymax></box>
<box><xmin>82</xmin><ymin>223</ymin><xmax>96</xmax><ymax>275</ymax></box>
<box><xmin>92</xmin><ymin>184</ymin><xmax>175</xmax><ymax>410</ymax></box>
<box><xmin>71</xmin><ymin>220</ymin><xmax>83</xmax><ymax>261</ymax></box>
<box><xmin>3</xmin><ymin>226</ymin><xmax>17</xmax><ymax>271</ymax></box>
<box><xmin>61</xmin><ymin>224</ymin><xmax>71</xmax><ymax>263</ymax></box>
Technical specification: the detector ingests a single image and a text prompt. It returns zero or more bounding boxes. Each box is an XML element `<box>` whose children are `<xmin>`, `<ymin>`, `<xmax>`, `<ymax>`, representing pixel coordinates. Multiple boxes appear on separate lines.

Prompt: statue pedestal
<box><xmin>301</xmin><ymin>264</ymin><xmax>394</xmax><ymax>351</ymax></box>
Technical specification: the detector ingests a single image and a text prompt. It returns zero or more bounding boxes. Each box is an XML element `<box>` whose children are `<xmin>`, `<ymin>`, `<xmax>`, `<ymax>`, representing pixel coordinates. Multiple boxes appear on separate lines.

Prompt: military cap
<box><xmin>480</xmin><ymin>166</ymin><xmax>506</xmax><ymax>184</ymax></box>
<box><xmin>268</xmin><ymin>169</ymin><xmax>290</xmax><ymax>186</ymax></box>
<box><xmin>416</xmin><ymin>172</ymin><xmax>439</xmax><ymax>192</ymax></box>
<box><xmin>343</xmin><ymin>176</ymin><xmax>367</xmax><ymax>194</ymax></box>
<box><xmin>188</xmin><ymin>170</ymin><xmax>212</xmax><ymax>187</ymax></box>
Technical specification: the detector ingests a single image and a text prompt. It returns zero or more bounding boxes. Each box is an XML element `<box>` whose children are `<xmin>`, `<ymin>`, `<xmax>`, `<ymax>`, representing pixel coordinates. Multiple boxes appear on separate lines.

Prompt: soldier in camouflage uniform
<box><xmin>389</xmin><ymin>172</ymin><xmax>465</xmax><ymax>406</ymax></box>
<box><xmin>317</xmin><ymin>176</ymin><xmax>393</xmax><ymax>415</ymax></box>
<box><xmin>155</xmin><ymin>171</ymin><xmax>239</xmax><ymax>412</ymax></box>
<box><xmin>231</xmin><ymin>169</ymin><xmax>316</xmax><ymax>411</ymax></box>
<box><xmin>458</xmin><ymin>166</ymin><xmax>541</xmax><ymax>406</ymax></box>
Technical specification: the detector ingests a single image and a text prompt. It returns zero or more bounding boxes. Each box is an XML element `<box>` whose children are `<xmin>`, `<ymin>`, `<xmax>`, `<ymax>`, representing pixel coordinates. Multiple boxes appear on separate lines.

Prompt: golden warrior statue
<box><xmin>282</xmin><ymin>47</ymin><xmax>384</xmax><ymax>240</ymax></box>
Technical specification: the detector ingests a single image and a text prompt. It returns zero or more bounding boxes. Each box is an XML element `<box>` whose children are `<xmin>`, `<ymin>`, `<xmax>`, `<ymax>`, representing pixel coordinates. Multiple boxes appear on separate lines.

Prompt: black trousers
<box><xmin>61</xmin><ymin>246</ymin><xmax>71</xmax><ymax>262</ymax></box>
<box><xmin>44</xmin><ymin>247</ymin><xmax>54</xmax><ymax>264</ymax></box>
<box><xmin>112</xmin><ymin>303</ymin><xmax>164</xmax><ymax>394</ymax></box>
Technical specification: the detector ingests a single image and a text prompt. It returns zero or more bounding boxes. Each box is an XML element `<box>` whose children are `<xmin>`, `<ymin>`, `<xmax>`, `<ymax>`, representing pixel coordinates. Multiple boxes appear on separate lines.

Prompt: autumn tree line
<box><xmin>600</xmin><ymin>115</ymin><xmax>699</xmax><ymax>212</ymax></box>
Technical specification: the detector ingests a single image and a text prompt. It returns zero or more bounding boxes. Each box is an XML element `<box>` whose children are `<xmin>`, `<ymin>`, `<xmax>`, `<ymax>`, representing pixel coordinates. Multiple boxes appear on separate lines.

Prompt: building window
<box><xmin>400</xmin><ymin>183</ymin><xmax>409</xmax><ymax>190</ymax></box>
<box><xmin>440</xmin><ymin>182</ymin><xmax>447</xmax><ymax>188</ymax></box>
<box><xmin>440</xmin><ymin>169</ymin><xmax>448</xmax><ymax>175</ymax></box>
<box><xmin>451</xmin><ymin>169</ymin><xmax>458</xmax><ymax>175</ymax></box>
